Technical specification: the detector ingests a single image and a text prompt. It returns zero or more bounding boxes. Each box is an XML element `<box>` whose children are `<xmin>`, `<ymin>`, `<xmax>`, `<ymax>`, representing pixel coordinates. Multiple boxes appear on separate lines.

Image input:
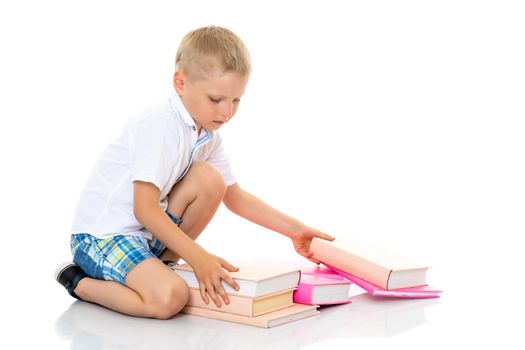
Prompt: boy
<box><xmin>55</xmin><ymin>26</ymin><xmax>334</xmax><ymax>320</ymax></box>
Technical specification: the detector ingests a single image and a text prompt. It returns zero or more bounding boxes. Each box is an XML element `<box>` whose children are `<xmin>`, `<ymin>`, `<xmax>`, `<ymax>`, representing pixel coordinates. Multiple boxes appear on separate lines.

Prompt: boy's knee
<box><xmin>148</xmin><ymin>281</ymin><xmax>190</xmax><ymax>320</ymax></box>
<box><xmin>190</xmin><ymin>162</ymin><xmax>226</xmax><ymax>197</ymax></box>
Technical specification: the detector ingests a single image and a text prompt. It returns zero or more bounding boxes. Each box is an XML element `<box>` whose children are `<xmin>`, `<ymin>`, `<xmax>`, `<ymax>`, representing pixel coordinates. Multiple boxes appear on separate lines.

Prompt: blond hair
<box><xmin>175</xmin><ymin>26</ymin><xmax>251</xmax><ymax>81</ymax></box>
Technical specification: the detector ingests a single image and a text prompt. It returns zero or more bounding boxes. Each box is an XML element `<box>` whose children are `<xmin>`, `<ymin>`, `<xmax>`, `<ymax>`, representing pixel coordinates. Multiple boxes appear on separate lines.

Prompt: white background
<box><xmin>1</xmin><ymin>1</ymin><xmax>524</xmax><ymax>349</ymax></box>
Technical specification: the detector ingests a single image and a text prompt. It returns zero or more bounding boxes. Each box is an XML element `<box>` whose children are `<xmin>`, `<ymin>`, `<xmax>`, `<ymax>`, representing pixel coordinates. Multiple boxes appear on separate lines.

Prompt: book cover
<box><xmin>181</xmin><ymin>303</ymin><xmax>320</xmax><ymax>328</ymax></box>
<box><xmin>172</xmin><ymin>262</ymin><xmax>301</xmax><ymax>298</ymax></box>
<box><xmin>309</xmin><ymin>237</ymin><xmax>430</xmax><ymax>290</ymax></box>
<box><xmin>187</xmin><ymin>287</ymin><xmax>295</xmax><ymax>316</ymax></box>
<box><xmin>324</xmin><ymin>263</ymin><xmax>442</xmax><ymax>298</ymax></box>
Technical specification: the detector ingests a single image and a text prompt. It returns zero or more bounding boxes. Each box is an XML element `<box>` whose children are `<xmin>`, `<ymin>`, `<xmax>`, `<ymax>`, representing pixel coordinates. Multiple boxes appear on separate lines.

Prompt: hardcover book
<box><xmin>172</xmin><ymin>262</ymin><xmax>301</xmax><ymax>298</ymax></box>
<box><xmin>309</xmin><ymin>237</ymin><xmax>430</xmax><ymax>290</ymax></box>
<box><xmin>293</xmin><ymin>273</ymin><xmax>353</xmax><ymax>305</ymax></box>
<box><xmin>182</xmin><ymin>303</ymin><xmax>319</xmax><ymax>328</ymax></box>
<box><xmin>324</xmin><ymin>263</ymin><xmax>441</xmax><ymax>298</ymax></box>
<box><xmin>186</xmin><ymin>287</ymin><xmax>295</xmax><ymax>316</ymax></box>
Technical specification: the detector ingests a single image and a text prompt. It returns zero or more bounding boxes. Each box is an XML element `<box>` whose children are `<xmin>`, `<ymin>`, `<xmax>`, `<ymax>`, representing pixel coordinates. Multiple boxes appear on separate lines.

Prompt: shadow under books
<box><xmin>54</xmin><ymin>295</ymin><xmax>439</xmax><ymax>350</ymax></box>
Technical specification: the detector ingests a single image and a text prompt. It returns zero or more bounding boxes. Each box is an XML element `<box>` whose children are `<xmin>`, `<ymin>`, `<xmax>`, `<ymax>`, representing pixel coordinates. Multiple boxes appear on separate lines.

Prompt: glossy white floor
<box><xmin>2</xmin><ymin>1</ymin><xmax>523</xmax><ymax>349</ymax></box>
<box><xmin>5</xmin><ymin>227</ymin><xmax>524</xmax><ymax>350</ymax></box>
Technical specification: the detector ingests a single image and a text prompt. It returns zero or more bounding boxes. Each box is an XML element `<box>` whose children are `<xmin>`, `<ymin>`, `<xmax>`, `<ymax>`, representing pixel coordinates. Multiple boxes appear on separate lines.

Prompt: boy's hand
<box><xmin>190</xmin><ymin>251</ymin><xmax>240</xmax><ymax>307</ymax></box>
<box><xmin>290</xmin><ymin>226</ymin><xmax>335</xmax><ymax>264</ymax></box>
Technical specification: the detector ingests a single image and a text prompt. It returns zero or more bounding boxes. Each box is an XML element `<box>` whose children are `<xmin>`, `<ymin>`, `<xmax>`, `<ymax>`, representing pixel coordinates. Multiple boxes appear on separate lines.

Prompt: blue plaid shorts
<box><xmin>70</xmin><ymin>211</ymin><xmax>182</xmax><ymax>284</ymax></box>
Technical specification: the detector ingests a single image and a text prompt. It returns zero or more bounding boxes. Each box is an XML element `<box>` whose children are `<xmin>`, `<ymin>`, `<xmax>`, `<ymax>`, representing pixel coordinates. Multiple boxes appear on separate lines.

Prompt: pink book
<box><xmin>309</xmin><ymin>237</ymin><xmax>432</xmax><ymax>290</ymax></box>
<box><xmin>324</xmin><ymin>263</ymin><xmax>442</xmax><ymax>298</ymax></box>
<box><xmin>294</xmin><ymin>273</ymin><xmax>353</xmax><ymax>305</ymax></box>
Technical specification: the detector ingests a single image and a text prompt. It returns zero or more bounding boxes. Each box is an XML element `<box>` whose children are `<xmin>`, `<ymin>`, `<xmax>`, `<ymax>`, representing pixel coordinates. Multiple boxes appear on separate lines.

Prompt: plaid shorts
<box><xmin>70</xmin><ymin>211</ymin><xmax>182</xmax><ymax>284</ymax></box>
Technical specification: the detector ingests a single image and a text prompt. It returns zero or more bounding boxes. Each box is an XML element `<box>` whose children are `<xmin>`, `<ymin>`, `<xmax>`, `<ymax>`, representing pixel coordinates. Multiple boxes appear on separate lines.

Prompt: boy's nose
<box><xmin>220</xmin><ymin>102</ymin><xmax>234</xmax><ymax>119</ymax></box>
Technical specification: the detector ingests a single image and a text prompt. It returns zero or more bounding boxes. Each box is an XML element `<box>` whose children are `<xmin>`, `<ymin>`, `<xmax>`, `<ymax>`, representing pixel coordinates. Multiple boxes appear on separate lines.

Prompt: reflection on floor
<box><xmin>54</xmin><ymin>293</ymin><xmax>440</xmax><ymax>350</ymax></box>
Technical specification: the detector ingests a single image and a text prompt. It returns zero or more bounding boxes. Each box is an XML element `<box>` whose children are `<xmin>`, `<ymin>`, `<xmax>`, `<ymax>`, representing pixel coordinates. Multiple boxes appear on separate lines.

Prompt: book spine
<box><xmin>293</xmin><ymin>283</ymin><xmax>314</xmax><ymax>305</ymax></box>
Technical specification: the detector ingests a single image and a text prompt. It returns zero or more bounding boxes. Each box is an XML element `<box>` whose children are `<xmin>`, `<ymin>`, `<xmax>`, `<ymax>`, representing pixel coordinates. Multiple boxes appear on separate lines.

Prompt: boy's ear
<box><xmin>173</xmin><ymin>71</ymin><xmax>185</xmax><ymax>96</ymax></box>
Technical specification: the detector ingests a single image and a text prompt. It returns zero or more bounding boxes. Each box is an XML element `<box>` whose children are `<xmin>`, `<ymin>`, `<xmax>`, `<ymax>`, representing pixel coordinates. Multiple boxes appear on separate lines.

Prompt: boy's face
<box><xmin>173</xmin><ymin>68</ymin><xmax>249</xmax><ymax>132</ymax></box>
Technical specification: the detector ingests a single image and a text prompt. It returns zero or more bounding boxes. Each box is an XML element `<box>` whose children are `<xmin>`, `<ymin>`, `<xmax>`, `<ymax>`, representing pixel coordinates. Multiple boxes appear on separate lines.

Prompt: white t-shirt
<box><xmin>70</xmin><ymin>93</ymin><xmax>236</xmax><ymax>239</ymax></box>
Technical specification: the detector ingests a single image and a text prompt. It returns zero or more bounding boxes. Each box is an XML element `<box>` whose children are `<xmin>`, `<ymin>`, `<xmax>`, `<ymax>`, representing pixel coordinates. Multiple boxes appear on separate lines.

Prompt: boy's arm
<box><xmin>133</xmin><ymin>181</ymin><xmax>239</xmax><ymax>306</ymax></box>
<box><xmin>223</xmin><ymin>183</ymin><xmax>335</xmax><ymax>263</ymax></box>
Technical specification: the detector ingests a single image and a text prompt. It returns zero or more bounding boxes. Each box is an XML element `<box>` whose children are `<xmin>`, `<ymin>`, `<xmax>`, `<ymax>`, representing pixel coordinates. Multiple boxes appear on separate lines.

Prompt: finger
<box><xmin>297</xmin><ymin>250</ymin><xmax>312</xmax><ymax>260</ymax></box>
<box><xmin>199</xmin><ymin>282</ymin><xmax>209</xmax><ymax>304</ymax></box>
<box><xmin>316</xmin><ymin>232</ymin><xmax>335</xmax><ymax>241</ymax></box>
<box><xmin>308</xmin><ymin>257</ymin><xmax>322</xmax><ymax>264</ymax></box>
<box><xmin>205</xmin><ymin>281</ymin><xmax>221</xmax><ymax>307</ymax></box>
<box><xmin>300</xmin><ymin>250</ymin><xmax>320</xmax><ymax>264</ymax></box>
<box><xmin>302</xmin><ymin>251</ymin><xmax>314</xmax><ymax>259</ymax></box>
<box><xmin>213</xmin><ymin>280</ymin><xmax>230</xmax><ymax>305</ymax></box>
<box><xmin>222</xmin><ymin>272</ymin><xmax>240</xmax><ymax>291</ymax></box>
<box><xmin>221</xmin><ymin>259</ymin><xmax>240</xmax><ymax>272</ymax></box>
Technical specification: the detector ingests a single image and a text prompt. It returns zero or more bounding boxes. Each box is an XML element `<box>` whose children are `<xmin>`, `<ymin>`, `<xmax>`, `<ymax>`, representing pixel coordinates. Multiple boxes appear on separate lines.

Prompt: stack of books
<box><xmin>309</xmin><ymin>237</ymin><xmax>442</xmax><ymax>298</ymax></box>
<box><xmin>172</xmin><ymin>262</ymin><xmax>319</xmax><ymax>328</ymax></box>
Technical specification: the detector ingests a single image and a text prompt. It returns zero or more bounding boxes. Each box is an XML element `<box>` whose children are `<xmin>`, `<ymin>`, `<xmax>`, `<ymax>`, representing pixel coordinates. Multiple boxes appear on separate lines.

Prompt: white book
<box><xmin>172</xmin><ymin>262</ymin><xmax>301</xmax><ymax>298</ymax></box>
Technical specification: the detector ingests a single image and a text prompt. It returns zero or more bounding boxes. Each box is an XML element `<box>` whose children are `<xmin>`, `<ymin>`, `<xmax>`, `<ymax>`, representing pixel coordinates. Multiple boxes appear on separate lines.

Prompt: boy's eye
<box><xmin>208</xmin><ymin>97</ymin><xmax>241</xmax><ymax>104</ymax></box>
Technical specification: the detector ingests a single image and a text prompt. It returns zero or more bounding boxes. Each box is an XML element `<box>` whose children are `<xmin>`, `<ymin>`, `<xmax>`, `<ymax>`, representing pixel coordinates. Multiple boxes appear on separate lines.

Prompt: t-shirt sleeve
<box><xmin>206</xmin><ymin>133</ymin><xmax>236</xmax><ymax>186</ymax></box>
<box><xmin>128</xmin><ymin>114</ymin><xmax>178</xmax><ymax>191</ymax></box>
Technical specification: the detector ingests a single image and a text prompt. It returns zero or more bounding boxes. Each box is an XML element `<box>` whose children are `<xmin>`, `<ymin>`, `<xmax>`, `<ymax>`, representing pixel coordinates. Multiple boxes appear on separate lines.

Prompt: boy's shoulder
<box><xmin>125</xmin><ymin>96</ymin><xmax>178</xmax><ymax>131</ymax></box>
